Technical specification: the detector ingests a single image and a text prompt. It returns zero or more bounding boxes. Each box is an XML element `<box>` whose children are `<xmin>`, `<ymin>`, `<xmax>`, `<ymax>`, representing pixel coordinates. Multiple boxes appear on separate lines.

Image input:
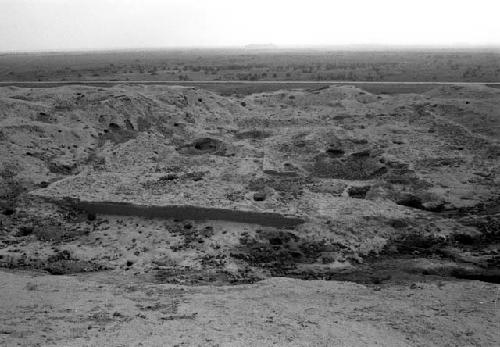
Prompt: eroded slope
<box><xmin>0</xmin><ymin>84</ymin><xmax>499</xmax><ymax>284</ymax></box>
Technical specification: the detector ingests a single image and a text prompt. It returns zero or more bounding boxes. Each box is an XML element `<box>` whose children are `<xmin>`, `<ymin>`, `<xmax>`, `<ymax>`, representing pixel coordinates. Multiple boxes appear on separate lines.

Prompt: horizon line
<box><xmin>2</xmin><ymin>43</ymin><xmax>500</xmax><ymax>55</ymax></box>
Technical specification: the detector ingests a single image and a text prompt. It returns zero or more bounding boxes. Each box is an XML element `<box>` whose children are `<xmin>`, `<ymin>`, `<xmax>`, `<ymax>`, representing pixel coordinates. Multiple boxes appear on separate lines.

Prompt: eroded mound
<box><xmin>0</xmin><ymin>84</ymin><xmax>499</xmax><ymax>284</ymax></box>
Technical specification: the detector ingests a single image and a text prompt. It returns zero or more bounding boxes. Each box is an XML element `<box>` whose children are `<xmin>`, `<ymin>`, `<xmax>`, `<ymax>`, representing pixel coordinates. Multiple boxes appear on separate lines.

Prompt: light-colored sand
<box><xmin>1</xmin><ymin>270</ymin><xmax>499</xmax><ymax>347</ymax></box>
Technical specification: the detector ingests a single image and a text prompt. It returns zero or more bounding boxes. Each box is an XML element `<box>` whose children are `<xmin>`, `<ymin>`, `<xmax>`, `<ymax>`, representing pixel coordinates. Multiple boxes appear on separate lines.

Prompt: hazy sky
<box><xmin>1</xmin><ymin>0</ymin><xmax>499</xmax><ymax>52</ymax></box>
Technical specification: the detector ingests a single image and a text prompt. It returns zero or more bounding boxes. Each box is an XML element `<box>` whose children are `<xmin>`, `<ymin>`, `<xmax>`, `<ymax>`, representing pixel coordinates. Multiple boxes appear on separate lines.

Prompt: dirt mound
<box><xmin>0</xmin><ymin>83</ymin><xmax>498</xmax><ymax>289</ymax></box>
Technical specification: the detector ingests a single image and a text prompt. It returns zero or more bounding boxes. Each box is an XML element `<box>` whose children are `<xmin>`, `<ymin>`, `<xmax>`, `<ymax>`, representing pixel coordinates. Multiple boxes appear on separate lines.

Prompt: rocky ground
<box><xmin>0</xmin><ymin>83</ymin><xmax>499</xmax><ymax>346</ymax></box>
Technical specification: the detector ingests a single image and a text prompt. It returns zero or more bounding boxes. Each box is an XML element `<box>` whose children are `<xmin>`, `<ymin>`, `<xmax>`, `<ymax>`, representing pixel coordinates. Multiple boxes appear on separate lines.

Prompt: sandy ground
<box><xmin>1</xmin><ymin>269</ymin><xmax>499</xmax><ymax>347</ymax></box>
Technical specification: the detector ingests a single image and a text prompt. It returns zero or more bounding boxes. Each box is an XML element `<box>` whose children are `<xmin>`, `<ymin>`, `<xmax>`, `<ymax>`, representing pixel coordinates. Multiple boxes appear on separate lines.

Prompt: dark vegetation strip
<box><xmin>1</xmin><ymin>81</ymin><xmax>497</xmax><ymax>95</ymax></box>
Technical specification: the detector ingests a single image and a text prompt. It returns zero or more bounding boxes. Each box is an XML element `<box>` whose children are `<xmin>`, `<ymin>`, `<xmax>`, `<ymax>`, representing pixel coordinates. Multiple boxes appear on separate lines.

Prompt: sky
<box><xmin>0</xmin><ymin>0</ymin><xmax>499</xmax><ymax>52</ymax></box>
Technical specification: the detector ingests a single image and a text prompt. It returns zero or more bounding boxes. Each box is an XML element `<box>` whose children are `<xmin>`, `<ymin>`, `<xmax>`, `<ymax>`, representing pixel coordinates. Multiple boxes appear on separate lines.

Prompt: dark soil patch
<box><xmin>2</xmin><ymin>207</ymin><xmax>15</xmax><ymax>216</ymax></box>
<box><xmin>44</xmin><ymin>250</ymin><xmax>107</xmax><ymax>275</ymax></box>
<box><xmin>182</xmin><ymin>171</ymin><xmax>206</xmax><ymax>181</ymax></box>
<box><xmin>33</xmin><ymin>224</ymin><xmax>77</xmax><ymax>241</ymax></box>
<box><xmin>382</xmin><ymin>232</ymin><xmax>448</xmax><ymax>256</ymax></box>
<box><xmin>16</xmin><ymin>226</ymin><xmax>33</xmax><ymax>237</ymax></box>
<box><xmin>150</xmin><ymin>267</ymin><xmax>258</xmax><ymax>285</ymax></box>
<box><xmin>45</xmin><ymin>259</ymin><xmax>105</xmax><ymax>274</ymax></box>
<box><xmin>396</xmin><ymin>194</ymin><xmax>425</xmax><ymax>209</ymax></box>
<box><xmin>226</xmin><ymin>228</ymin><xmax>499</xmax><ymax>284</ymax></box>
<box><xmin>253</xmin><ymin>191</ymin><xmax>266</xmax><ymax>201</ymax></box>
<box><xmin>326</xmin><ymin>148</ymin><xmax>345</xmax><ymax>157</ymax></box>
<box><xmin>230</xmin><ymin>229</ymin><xmax>348</xmax><ymax>277</ymax></box>
<box><xmin>168</xmin><ymin>222</ymin><xmax>215</xmax><ymax>250</ymax></box>
<box><xmin>0</xmin><ymin>250</ymin><xmax>107</xmax><ymax>275</ymax></box>
<box><xmin>48</xmin><ymin>161</ymin><xmax>77</xmax><ymax>175</ymax></box>
<box><xmin>178</xmin><ymin>138</ymin><xmax>227</xmax><ymax>155</ymax></box>
<box><xmin>458</xmin><ymin>215</ymin><xmax>500</xmax><ymax>241</ymax></box>
<box><xmin>440</xmin><ymin>198</ymin><xmax>500</xmax><ymax>218</ymax></box>
<box><xmin>247</xmin><ymin>176</ymin><xmax>313</xmax><ymax>201</ymax></box>
<box><xmin>159</xmin><ymin>173</ymin><xmax>178</xmax><ymax>181</ymax></box>
<box><xmin>347</xmin><ymin>186</ymin><xmax>371</xmax><ymax>198</ymax></box>
<box><xmin>450</xmin><ymin>268</ymin><xmax>500</xmax><ymax>284</ymax></box>
<box><xmin>376</xmin><ymin>228</ymin><xmax>500</xmax><ymax>284</ymax></box>
<box><xmin>0</xmin><ymin>178</ymin><xmax>27</xmax><ymax>205</ymax></box>
<box><xmin>97</xmin><ymin>127</ymin><xmax>137</xmax><ymax>146</ymax></box>
<box><xmin>311</xmin><ymin>153</ymin><xmax>387</xmax><ymax>180</ymax></box>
